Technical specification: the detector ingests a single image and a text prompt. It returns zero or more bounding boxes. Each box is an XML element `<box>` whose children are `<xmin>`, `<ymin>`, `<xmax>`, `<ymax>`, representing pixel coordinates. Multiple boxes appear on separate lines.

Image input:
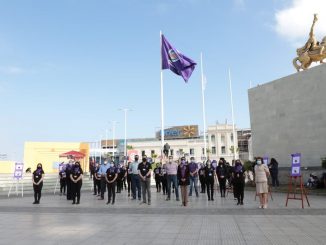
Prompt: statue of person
<box><xmin>298</xmin><ymin>14</ymin><xmax>324</xmax><ymax>55</ymax></box>
<box><xmin>163</xmin><ymin>143</ymin><xmax>170</xmax><ymax>157</ymax></box>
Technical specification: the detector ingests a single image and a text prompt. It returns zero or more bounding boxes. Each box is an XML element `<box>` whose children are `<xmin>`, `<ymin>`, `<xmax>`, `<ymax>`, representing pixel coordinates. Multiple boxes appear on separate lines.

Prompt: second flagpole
<box><xmin>160</xmin><ymin>31</ymin><xmax>165</xmax><ymax>159</ymax></box>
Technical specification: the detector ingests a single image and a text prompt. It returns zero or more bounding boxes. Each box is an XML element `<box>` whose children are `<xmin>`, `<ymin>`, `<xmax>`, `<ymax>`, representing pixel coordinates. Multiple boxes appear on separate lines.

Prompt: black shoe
<box><xmin>76</xmin><ymin>202</ymin><xmax>80</xmax><ymax>205</ymax></box>
<box><xmin>72</xmin><ymin>202</ymin><xmax>75</xmax><ymax>205</ymax></box>
<box><xmin>166</xmin><ymin>198</ymin><xmax>170</xmax><ymax>201</ymax></box>
<box><xmin>211</xmin><ymin>198</ymin><xmax>214</xmax><ymax>201</ymax></box>
<box><xmin>98</xmin><ymin>197</ymin><xmax>104</xmax><ymax>200</ymax></box>
<box><xmin>208</xmin><ymin>198</ymin><xmax>211</xmax><ymax>201</ymax></box>
<box><xmin>240</xmin><ymin>202</ymin><xmax>244</xmax><ymax>205</ymax></box>
<box><xmin>33</xmin><ymin>201</ymin><xmax>37</xmax><ymax>204</ymax></box>
<box><xmin>176</xmin><ymin>198</ymin><xmax>180</xmax><ymax>201</ymax></box>
<box><xmin>93</xmin><ymin>193</ymin><xmax>97</xmax><ymax>195</ymax></box>
<box><xmin>237</xmin><ymin>202</ymin><xmax>240</xmax><ymax>205</ymax></box>
<box><xmin>106</xmin><ymin>201</ymin><xmax>111</xmax><ymax>205</ymax></box>
<box><xmin>112</xmin><ymin>202</ymin><xmax>115</xmax><ymax>205</ymax></box>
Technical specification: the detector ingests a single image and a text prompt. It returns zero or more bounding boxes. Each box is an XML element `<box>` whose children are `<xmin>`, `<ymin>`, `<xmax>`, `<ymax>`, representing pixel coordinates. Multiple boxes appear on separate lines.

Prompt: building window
<box><xmin>170</xmin><ymin>149</ymin><xmax>174</xmax><ymax>156</ymax></box>
<box><xmin>212</xmin><ymin>146</ymin><xmax>216</xmax><ymax>155</ymax></box>
<box><xmin>221</xmin><ymin>146</ymin><xmax>226</xmax><ymax>154</ymax></box>
<box><xmin>221</xmin><ymin>135</ymin><xmax>225</xmax><ymax>144</ymax></box>
<box><xmin>141</xmin><ymin>150</ymin><xmax>145</xmax><ymax>156</ymax></box>
<box><xmin>211</xmin><ymin>134</ymin><xmax>215</xmax><ymax>143</ymax></box>
<box><xmin>190</xmin><ymin>148</ymin><xmax>195</xmax><ymax>155</ymax></box>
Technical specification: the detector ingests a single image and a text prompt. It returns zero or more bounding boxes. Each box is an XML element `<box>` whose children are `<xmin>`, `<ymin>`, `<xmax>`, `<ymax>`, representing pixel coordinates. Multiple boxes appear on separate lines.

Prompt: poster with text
<box><xmin>291</xmin><ymin>153</ymin><xmax>301</xmax><ymax>177</ymax></box>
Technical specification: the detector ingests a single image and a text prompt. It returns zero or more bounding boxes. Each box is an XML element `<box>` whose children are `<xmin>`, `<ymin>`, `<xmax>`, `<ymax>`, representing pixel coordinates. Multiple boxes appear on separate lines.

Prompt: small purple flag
<box><xmin>161</xmin><ymin>35</ymin><xmax>196</xmax><ymax>82</ymax></box>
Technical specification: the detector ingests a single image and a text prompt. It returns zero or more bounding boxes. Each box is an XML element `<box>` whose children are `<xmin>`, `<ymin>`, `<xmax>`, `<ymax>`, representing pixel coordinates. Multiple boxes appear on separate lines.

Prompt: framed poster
<box><xmin>14</xmin><ymin>163</ymin><xmax>24</xmax><ymax>179</ymax></box>
<box><xmin>291</xmin><ymin>153</ymin><xmax>301</xmax><ymax>177</ymax></box>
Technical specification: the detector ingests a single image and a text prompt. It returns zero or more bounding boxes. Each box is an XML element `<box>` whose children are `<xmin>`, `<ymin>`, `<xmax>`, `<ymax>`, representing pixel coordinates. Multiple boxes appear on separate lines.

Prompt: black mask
<box><xmin>142</xmin><ymin>158</ymin><xmax>147</xmax><ymax>163</ymax></box>
<box><xmin>135</xmin><ymin>157</ymin><xmax>139</xmax><ymax>161</ymax></box>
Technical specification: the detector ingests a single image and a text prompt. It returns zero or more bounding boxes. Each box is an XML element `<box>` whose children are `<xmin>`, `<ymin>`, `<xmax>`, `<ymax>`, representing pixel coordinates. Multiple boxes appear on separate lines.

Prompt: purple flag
<box><xmin>161</xmin><ymin>35</ymin><xmax>196</xmax><ymax>82</ymax></box>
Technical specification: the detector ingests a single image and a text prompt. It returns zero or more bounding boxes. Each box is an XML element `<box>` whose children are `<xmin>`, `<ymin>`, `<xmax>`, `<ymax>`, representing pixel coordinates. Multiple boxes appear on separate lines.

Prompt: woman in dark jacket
<box><xmin>233</xmin><ymin>160</ymin><xmax>245</xmax><ymax>205</ymax></box>
<box><xmin>32</xmin><ymin>163</ymin><xmax>44</xmax><ymax>204</ymax></box>
<box><xmin>177</xmin><ymin>157</ymin><xmax>190</xmax><ymax>207</ymax></box>
<box><xmin>216</xmin><ymin>159</ymin><xmax>227</xmax><ymax>197</ymax></box>
<box><xmin>205</xmin><ymin>160</ymin><xmax>216</xmax><ymax>201</ymax></box>
<box><xmin>70</xmin><ymin>161</ymin><xmax>83</xmax><ymax>205</ymax></box>
<box><xmin>268</xmin><ymin>158</ymin><xmax>279</xmax><ymax>187</ymax></box>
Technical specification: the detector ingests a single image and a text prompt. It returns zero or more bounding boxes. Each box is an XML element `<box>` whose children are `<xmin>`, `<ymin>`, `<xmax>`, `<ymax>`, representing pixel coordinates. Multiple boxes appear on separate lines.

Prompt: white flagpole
<box><xmin>160</xmin><ymin>31</ymin><xmax>165</xmax><ymax>159</ymax></box>
<box><xmin>200</xmin><ymin>52</ymin><xmax>207</xmax><ymax>160</ymax></box>
<box><xmin>228</xmin><ymin>68</ymin><xmax>237</xmax><ymax>160</ymax></box>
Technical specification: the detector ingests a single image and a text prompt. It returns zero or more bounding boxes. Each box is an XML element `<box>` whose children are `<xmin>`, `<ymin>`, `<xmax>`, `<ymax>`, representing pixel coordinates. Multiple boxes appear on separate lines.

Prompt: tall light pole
<box><xmin>119</xmin><ymin>108</ymin><xmax>132</xmax><ymax>164</ymax></box>
<box><xmin>109</xmin><ymin>121</ymin><xmax>118</xmax><ymax>159</ymax></box>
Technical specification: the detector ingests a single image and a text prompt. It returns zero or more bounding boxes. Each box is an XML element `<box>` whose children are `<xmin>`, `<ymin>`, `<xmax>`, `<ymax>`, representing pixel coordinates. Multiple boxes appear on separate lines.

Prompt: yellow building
<box><xmin>0</xmin><ymin>161</ymin><xmax>16</xmax><ymax>174</ymax></box>
<box><xmin>24</xmin><ymin>142</ymin><xmax>90</xmax><ymax>173</ymax></box>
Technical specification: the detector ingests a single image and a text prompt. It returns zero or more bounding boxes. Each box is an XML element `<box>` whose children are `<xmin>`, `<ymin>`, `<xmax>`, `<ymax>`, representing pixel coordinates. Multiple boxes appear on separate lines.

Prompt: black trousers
<box><xmin>66</xmin><ymin>178</ymin><xmax>72</xmax><ymax>200</ymax></box>
<box><xmin>71</xmin><ymin>180</ymin><xmax>82</xmax><ymax>203</ymax></box>
<box><xmin>206</xmin><ymin>178</ymin><xmax>214</xmax><ymax>200</ymax></box>
<box><xmin>100</xmin><ymin>177</ymin><xmax>107</xmax><ymax>198</ymax></box>
<box><xmin>233</xmin><ymin>181</ymin><xmax>244</xmax><ymax>203</ymax></box>
<box><xmin>33</xmin><ymin>183</ymin><xmax>43</xmax><ymax>202</ymax></box>
<box><xmin>127</xmin><ymin>175</ymin><xmax>132</xmax><ymax>194</ymax></box>
<box><xmin>161</xmin><ymin>176</ymin><xmax>167</xmax><ymax>194</ymax></box>
<box><xmin>107</xmin><ymin>182</ymin><xmax>116</xmax><ymax>203</ymax></box>
<box><xmin>60</xmin><ymin>179</ymin><xmax>66</xmax><ymax>194</ymax></box>
<box><xmin>94</xmin><ymin>178</ymin><xmax>101</xmax><ymax>194</ymax></box>
<box><xmin>117</xmin><ymin>178</ymin><xmax>123</xmax><ymax>193</ymax></box>
<box><xmin>155</xmin><ymin>177</ymin><xmax>161</xmax><ymax>192</ymax></box>
<box><xmin>199</xmin><ymin>175</ymin><xmax>206</xmax><ymax>193</ymax></box>
<box><xmin>218</xmin><ymin>177</ymin><xmax>226</xmax><ymax>197</ymax></box>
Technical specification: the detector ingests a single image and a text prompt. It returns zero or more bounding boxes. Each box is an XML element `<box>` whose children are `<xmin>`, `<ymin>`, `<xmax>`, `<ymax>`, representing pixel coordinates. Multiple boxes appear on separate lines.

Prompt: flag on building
<box><xmin>161</xmin><ymin>34</ymin><xmax>196</xmax><ymax>82</ymax></box>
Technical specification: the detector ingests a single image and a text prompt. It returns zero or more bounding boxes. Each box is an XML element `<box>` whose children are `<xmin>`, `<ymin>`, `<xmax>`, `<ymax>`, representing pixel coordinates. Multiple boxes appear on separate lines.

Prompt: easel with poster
<box><xmin>286</xmin><ymin>153</ymin><xmax>310</xmax><ymax>209</ymax></box>
<box><xmin>8</xmin><ymin>163</ymin><xmax>24</xmax><ymax>197</ymax></box>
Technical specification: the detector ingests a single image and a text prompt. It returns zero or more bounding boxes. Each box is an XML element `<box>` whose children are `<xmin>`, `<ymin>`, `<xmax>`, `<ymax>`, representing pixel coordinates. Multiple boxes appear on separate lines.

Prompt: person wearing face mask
<box><xmin>178</xmin><ymin>157</ymin><xmax>190</xmax><ymax>206</ymax></box>
<box><xmin>204</xmin><ymin>160</ymin><xmax>216</xmax><ymax>201</ymax></box>
<box><xmin>116</xmin><ymin>163</ymin><xmax>123</xmax><ymax>194</ymax></box>
<box><xmin>32</xmin><ymin>163</ymin><xmax>44</xmax><ymax>204</ymax></box>
<box><xmin>165</xmin><ymin>156</ymin><xmax>180</xmax><ymax>201</ymax></box>
<box><xmin>153</xmin><ymin>163</ymin><xmax>162</xmax><ymax>192</ymax></box>
<box><xmin>216</xmin><ymin>158</ymin><xmax>227</xmax><ymax>198</ymax></box>
<box><xmin>65</xmin><ymin>159</ymin><xmax>74</xmax><ymax>200</ymax></box>
<box><xmin>126</xmin><ymin>161</ymin><xmax>132</xmax><ymax>197</ymax></box>
<box><xmin>161</xmin><ymin>162</ymin><xmax>168</xmax><ymax>195</ymax></box>
<box><xmin>97</xmin><ymin>159</ymin><xmax>110</xmax><ymax>200</ymax></box>
<box><xmin>233</xmin><ymin>160</ymin><xmax>245</xmax><ymax>205</ymax></box>
<box><xmin>93</xmin><ymin>163</ymin><xmax>101</xmax><ymax>196</ymax></box>
<box><xmin>59</xmin><ymin>164</ymin><xmax>66</xmax><ymax>196</ymax></box>
<box><xmin>138</xmin><ymin>157</ymin><xmax>152</xmax><ymax>205</ymax></box>
<box><xmin>70</xmin><ymin>161</ymin><xmax>83</xmax><ymax>204</ymax></box>
<box><xmin>105</xmin><ymin>162</ymin><xmax>118</xmax><ymax>205</ymax></box>
<box><xmin>198</xmin><ymin>163</ymin><xmax>206</xmax><ymax>193</ymax></box>
<box><xmin>188</xmin><ymin>157</ymin><xmax>199</xmax><ymax>198</ymax></box>
<box><xmin>254</xmin><ymin>157</ymin><xmax>270</xmax><ymax>209</ymax></box>
<box><xmin>130</xmin><ymin>155</ymin><xmax>141</xmax><ymax>200</ymax></box>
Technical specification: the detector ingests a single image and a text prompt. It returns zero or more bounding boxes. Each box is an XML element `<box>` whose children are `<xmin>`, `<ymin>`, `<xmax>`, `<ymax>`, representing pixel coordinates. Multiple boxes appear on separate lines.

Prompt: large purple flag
<box><xmin>161</xmin><ymin>35</ymin><xmax>196</xmax><ymax>82</ymax></box>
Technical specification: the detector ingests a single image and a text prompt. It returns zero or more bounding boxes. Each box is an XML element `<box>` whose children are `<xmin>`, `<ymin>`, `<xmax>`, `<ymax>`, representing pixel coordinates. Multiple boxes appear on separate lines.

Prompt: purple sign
<box><xmin>263</xmin><ymin>156</ymin><xmax>269</xmax><ymax>166</ymax></box>
<box><xmin>291</xmin><ymin>153</ymin><xmax>301</xmax><ymax>177</ymax></box>
<box><xmin>14</xmin><ymin>162</ymin><xmax>24</xmax><ymax>179</ymax></box>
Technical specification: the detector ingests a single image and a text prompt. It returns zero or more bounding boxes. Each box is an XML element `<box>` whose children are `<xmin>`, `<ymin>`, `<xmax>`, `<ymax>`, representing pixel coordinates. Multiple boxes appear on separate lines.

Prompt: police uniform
<box><xmin>127</xmin><ymin>162</ymin><xmax>132</xmax><ymax>196</ymax></box>
<box><xmin>138</xmin><ymin>160</ymin><xmax>152</xmax><ymax>204</ymax></box>
<box><xmin>205</xmin><ymin>166</ymin><xmax>215</xmax><ymax>201</ymax></box>
<box><xmin>71</xmin><ymin>165</ymin><xmax>83</xmax><ymax>204</ymax></box>
<box><xmin>153</xmin><ymin>166</ymin><xmax>162</xmax><ymax>192</ymax></box>
<box><xmin>59</xmin><ymin>170</ymin><xmax>66</xmax><ymax>195</ymax></box>
<box><xmin>199</xmin><ymin>166</ymin><xmax>206</xmax><ymax>193</ymax></box>
<box><xmin>33</xmin><ymin>168</ymin><xmax>44</xmax><ymax>204</ymax></box>
<box><xmin>93</xmin><ymin>165</ymin><xmax>101</xmax><ymax>195</ymax></box>
<box><xmin>106</xmin><ymin>166</ymin><xmax>118</xmax><ymax>205</ymax></box>
<box><xmin>116</xmin><ymin>166</ymin><xmax>124</xmax><ymax>193</ymax></box>
<box><xmin>65</xmin><ymin>164</ymin><xmax>73</xmax><ymax>200</ymax></box>
<box><xmin>216</xmin><ymin>163</ymin><xmax>227</xmax><ymax>197</ymax></box>
<box><xmin>161</xmin><ymin>165</ymin><xmax>168</xmax><ymax>195</ymax></box>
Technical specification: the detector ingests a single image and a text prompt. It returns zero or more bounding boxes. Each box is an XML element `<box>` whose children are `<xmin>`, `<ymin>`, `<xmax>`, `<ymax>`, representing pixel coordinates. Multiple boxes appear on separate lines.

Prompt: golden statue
<box><xmin>293</xmin><ymin>14</ymin><xmax>326</xmax><ymax>71</ymax></box>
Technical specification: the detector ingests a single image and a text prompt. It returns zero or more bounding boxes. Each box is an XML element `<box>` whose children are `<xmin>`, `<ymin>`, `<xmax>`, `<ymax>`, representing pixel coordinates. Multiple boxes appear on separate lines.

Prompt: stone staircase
<box><xmin>0</xmin><ymin>173</ymin><xmax>94</xmax><ymax>196</ymax></box>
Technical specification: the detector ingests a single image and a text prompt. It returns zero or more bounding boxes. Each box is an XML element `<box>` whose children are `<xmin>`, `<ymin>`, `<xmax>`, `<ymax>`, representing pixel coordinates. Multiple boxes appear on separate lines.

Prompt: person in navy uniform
<box><xmin>161</xmin><ymin>163</ymin><xmax>168</xmax><ymax>195</ymax></box>
<box><xmin>153</xmin><ymin>163</ymin><xmax>162</xmax><ymax>192</ymax></box>
<box><xmin>65</xmin><ymin>159</ymin><xmax>74</xmax><ymax>200</ymax></box>
<box><xmin>199</xmin><ymin>163</ymin><xmax>206</xmax><ymax>193</ymax></box>
<box><xmin>59</xmin><ymin>165</ymin><xmax>66</xmax><ymax>196</ymax></box>
<box><xmin>70</xmin><ymin>161</ymin><xmax>83</xmax><ymax>205</ymax></box>
<box><xmin>105</xmin><ymin>162</ymin><xmax>118</xmax><ymax>205</ymax></box>
<box><xmin>97</xmin><ymin>159</ymin><xmax>110</xmax><ymax>200</ymax></box>
<box><xmin>216</xmin><ymin>158</ymin><xmax>227</xmax><ymax>197</ymax></box>
<box><xmin>204</xmin><ymin>160</ymin><xmax>216</xmax><ymax>201</ymax></box>
<box><xmin>116</xmin><ymin>163</ymin><xmax>125</xmax><ymax>193</ymax></box>
<box><xmin>93</xmin><ymin>163</ymin><xmax>101</xmax><ymax>196</ymax></box>
<box><xmin>233</xmin><ymin>159</ymin><xmax>245</xmax><ymax>205</ymax></box>
<box><xmin>126</xmin><ymin>162</ymin><xmax>132</xmax><ymax>197</ymax></box>
<box><xmin>177</xmin><ymin>157</ymin><xmax>190</xmax><ymax>207</ymax></box>
<box><xmin>138</xmin><ymin>156</ymin><xmax>152</xmax><ymax>205</ymax></box>
<box><xmin>32</xmin><ymin>163</ymin><xmax>44</xmax><ymax>204</ymax></box>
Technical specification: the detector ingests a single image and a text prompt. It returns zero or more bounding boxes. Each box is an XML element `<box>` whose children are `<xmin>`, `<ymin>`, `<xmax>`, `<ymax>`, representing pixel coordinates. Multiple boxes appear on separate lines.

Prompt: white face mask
<box><xmin>257</xmin><ymin>160</ymin><xmax>262</xmax><ymax>165</ymax></box>
<box><xmin>110</xmin><ymin>163</ymin><xmax>114</xmax><ymax>167</ymax></box>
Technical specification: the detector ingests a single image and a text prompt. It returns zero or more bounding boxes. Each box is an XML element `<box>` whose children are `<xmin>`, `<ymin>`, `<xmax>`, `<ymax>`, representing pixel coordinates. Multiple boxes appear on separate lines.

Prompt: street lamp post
<box><xmin>119</xmin><ymin>108</ymin><xmax>132</xmax><ymax>164</ymax></box>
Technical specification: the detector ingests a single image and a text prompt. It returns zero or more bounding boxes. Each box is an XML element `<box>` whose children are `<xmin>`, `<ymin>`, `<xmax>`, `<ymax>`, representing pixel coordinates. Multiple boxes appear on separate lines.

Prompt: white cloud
<box><xmin>0</xmin><ymin>66</ymin><xmax>25</xmax><ymax>75</ymax></box>
<box><xmin>274</xmin><ymin>0</ymin><xmax>326</xmax><ymax>44</ymax></box>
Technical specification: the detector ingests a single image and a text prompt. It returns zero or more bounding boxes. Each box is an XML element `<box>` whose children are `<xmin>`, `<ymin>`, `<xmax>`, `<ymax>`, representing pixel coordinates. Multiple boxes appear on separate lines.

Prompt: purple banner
<box><xmin>291</xmin><ymin>153</ymin><xmax>301</xmax><ymax>177</ymax></box>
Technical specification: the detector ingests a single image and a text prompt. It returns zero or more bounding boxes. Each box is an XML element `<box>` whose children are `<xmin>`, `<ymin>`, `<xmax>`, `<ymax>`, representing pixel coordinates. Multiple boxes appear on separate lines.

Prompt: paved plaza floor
<box><xmin>0</xmin><ymin>188</ymin><xmax>325</xmax><ymax>245</ymax></box>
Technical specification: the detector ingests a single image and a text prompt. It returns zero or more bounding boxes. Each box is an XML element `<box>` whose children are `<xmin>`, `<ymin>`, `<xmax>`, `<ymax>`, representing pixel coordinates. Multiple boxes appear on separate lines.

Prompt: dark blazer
<box><xmin>177</xmin><ymin>164</ymin><xmax>190</xmax><ymax>186</ymax></box>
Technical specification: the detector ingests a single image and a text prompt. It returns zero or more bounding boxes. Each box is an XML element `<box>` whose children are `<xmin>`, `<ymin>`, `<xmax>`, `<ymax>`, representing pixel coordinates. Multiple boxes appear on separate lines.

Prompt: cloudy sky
<box><xmin>0</xmin><ymin>0</ymin><xmax>325</xmax><ymax>161</ymax></box>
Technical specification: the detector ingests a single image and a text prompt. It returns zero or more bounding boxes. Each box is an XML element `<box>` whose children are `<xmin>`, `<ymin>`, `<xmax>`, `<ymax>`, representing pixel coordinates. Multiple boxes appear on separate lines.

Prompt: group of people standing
<box><xmin>32</xmin><ymin>156</ymin><xmax>275</xmax><ymax>209</ymax></box>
